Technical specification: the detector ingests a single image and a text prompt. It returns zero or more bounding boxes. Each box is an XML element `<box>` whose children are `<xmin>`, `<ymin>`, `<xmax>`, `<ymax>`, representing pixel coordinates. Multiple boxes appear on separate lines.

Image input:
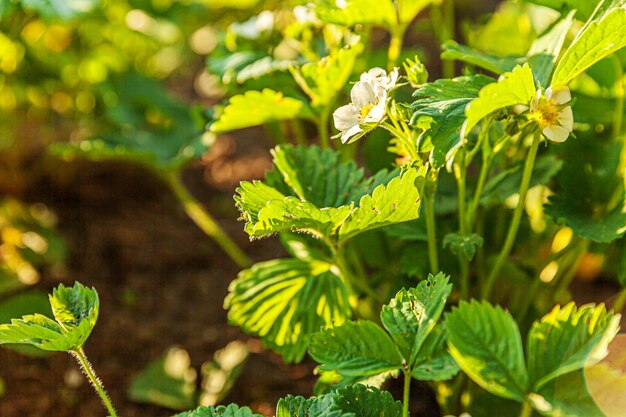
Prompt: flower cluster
<box><xmin>518</xmin><ymin>86</ymin><xmax>573</xmax><ymax>143</ymax></box>
<box><xmin>333</xmin><ymin>67</ymin><xmax>398</xmax><ymax>143</ymax></box>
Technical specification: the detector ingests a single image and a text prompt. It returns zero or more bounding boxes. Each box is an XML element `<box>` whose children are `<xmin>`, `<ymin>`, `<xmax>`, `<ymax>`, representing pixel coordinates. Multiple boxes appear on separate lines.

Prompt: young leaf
<box><xmin>210</xmin><ymin>89</ymin><xmax>314</xmax><ymax>133</ymax></box>
<box><xmin>411</xmin><ymin>74</ymin><xmax>494</xmax><ymax>167</ymax></box>
<box><xmin>410</xmin><ymin>327</ymin><xmax>460</xmax><ymax>381</ymax></box>
<box><xmin>446</xmin><ymin>301</ymin><xmax>529</xmax><ymax>402</ymax></box>
<box><xmin>49</xmin><ymin>282</ymin><xmax>99</xmax><ymax>334</ymax></box>
<box><xmin>0</xmin><ymin>314</ymin><xmax>72</xmax><ymax>352</ymax></box>
<box><xmin>526</xmin><ymin>303</ymin><xmax>620</xmax><ymax>391</ymax></box>
<box><xmin>551</xmin><ymin>0</ymin><xmax>626</xmax><ymax>86</ymax></box>
<box><xmin>338</xmin><ymin>168</ymin><xmax>422</xmax><ymax>241</ymax></box>
<box><xmin>173</xmin><ymin>404</ymin><xmax>263</xmax><ymax>417</ymax></box>
<box><xmin>313</xmin><ymin>0</ymin><xmax>396</xmax><ymax>27</ymax></box>
<box><xmin>441</xmin><ymin>41</ymin><xmax>523</xmax><ymax>75</ymax></box>
<box><xmin>463</xmin><ymin>64</ymin><xmax>536</xmax><ymax>138</ymax></box>
<box><xmin>527</xmin><ymin>11</ymin><xmax>575</xmax><ymax>87</ymax></box>
<box><xmin>226</xmin><ymin>258</ymin><xmax>351</xmax><ymax>363</ymax></box>
<box><xmin>379</xmin><ymin>273</ymin><xmax>452</xmax><ymax>366</ymax></box>
<box><xmin>309</xmin><ymin>320</ymin><xmax>403</xmax><ymax>377</ymax></box>
<box><xmin>443</xmin><ymin>233</ymin><xmax>484</xmax><ymax>261</ymax></box>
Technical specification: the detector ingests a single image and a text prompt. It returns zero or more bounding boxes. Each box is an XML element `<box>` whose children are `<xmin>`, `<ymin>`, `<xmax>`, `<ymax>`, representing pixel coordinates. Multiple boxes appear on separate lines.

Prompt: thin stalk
<box><xmin>482</xmin><ymin>132</ymin><xmax>541</xmax><ymax>300</ymax></box>
<box><xmin>424</xmin><ymin>193</ymin><xmax>440</xmax><ymax>274</ymax></box>
<box><xmin>613</xmin><ymin>287</ymin><xmax>626</xmax><ymax>313</ymax></box>
<box><xmin>166</xmin><ymin>173</ymin><xmax>252</xmax><ymax>268</ymax></box>
<box><xmin>71</xmin><ymin>348</ymin><xmax>118</xmax><ymax>417</ymax></box>
<box><xmin>454</xmin><ymin>151</ymin><xmax>470</xmax><ymax>298</ymax></box>
<box><xmin>402</xmin><ymin>371</ymin><xmax>411</xmax><ymax>417</ymax></box>
<box><xmin>388</xmin><ymin>24</ymin><xmax>408</xmax><ymax>70</ymax></box>
<box><xmin>292</xmin><ymin>119</ymin><xmax>307</xmax><ymax>146</ymax></box>
<box><xmin>614</xmin><ymin>55</ymin><xmax>624</xmax><ymax>137</ymax></box>
<box><xmin>265</xmin><ymin>122</ymin><xmax>287</xmax><ymax>145</ymax></box>
<box><xmin>441</xmin><ymin>0</ymin><xmax>456</xmax><ymax>79</ymax></box>
<box><xmin>318</xmin><ymin>109</ymin><xmax>331</xmax><ymax>149</ymax></box>
<box><xmin>519</xmin><ymin>400</ymin><xmax>533</xmax><ymax>417</ymax></box>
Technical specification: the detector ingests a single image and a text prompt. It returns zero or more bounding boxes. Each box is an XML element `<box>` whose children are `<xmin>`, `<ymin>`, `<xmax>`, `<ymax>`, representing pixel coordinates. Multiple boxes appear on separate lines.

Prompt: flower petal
<box><xmin>547</xmin><ymin>86</ymin><xmax>571</xmax><ymax>105</ymax></box>
<box><xmin>363</xmin><ymin>98</ymin><xmax>386</xmax><ymax>123</ymax></box>
<box><xmin>513</xmin><ymin>104</ymin><xmax>529</xmax><ymax>114</ymax></box>
<box><xmin>543</xmin><ymin>124</ymin><xmax>570</xmax><ymax>143</ymax></box>
<box><xmin>351</xmin><ymin>81</ymin><xmax>376</xmax><ymax>108</ymax></box>
<box><xmin>340</xmin><ymin>124</ymin><xmax>362</xmax><ymax>143</ymax></box>
<box><xmin>557</xmin><ymin>106</ymin><xmax>574</xmax><ymax>131</ymax></box>
<box><xmin>385</xmin><ymin>67</ymin><xmax>399</xmax><ymax>89</ymax></box>
<box><xmin>333</xmin><ymin>104</ymin><xmax>359</xmax><ymax>130</ymax></box>
<box><xmin>530</xmin><ymin>89</ymin><xmax>542</xmax><ymax>111</ymax></box>
<box><xmin>361</xmin><ymin>67</ymin><xmax>386</xmax><ymax>83</ymax></box>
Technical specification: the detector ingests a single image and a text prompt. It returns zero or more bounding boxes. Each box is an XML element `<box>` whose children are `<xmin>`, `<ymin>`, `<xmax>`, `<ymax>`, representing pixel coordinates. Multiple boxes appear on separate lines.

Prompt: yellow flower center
<box><xmin>531</xmin><ymin>100</ymin><xmax>560</xmax><ymax>128</ymax></box>
<box><xmin>360</xmin><ymin>104</ymin><xmax>374</xmax><ymax>120</ymax></box>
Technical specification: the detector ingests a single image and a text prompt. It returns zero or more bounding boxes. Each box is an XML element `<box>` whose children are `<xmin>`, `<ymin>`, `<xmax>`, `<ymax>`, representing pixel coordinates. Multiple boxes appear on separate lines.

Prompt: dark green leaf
<box><xmin>446</xmin><ymin>301</ymin><xmax>529</xmax><ymax>402</ymax></box>
<box><xmin>173</xmin><ymin>404</ymin><xmax>263</xmax><ymax>417</ymax></box>
<box><xmin>532</xmin><ymin>370</ymin><xmax>606</xmax><ymax>417</ymax></box>
<box><xmin>410</xmin><ymin>327</ymin><xmax>460</xmax><ymax>381</ymax></box>
<box><xmin>226</xmin><ymin>258</ymin><xmax>350</xmax><ymax>363</ymax></box>
<box><xmin>443</xmin><ymin>233</ymin><xmax>484</xmax><ymax>260</ymax></box>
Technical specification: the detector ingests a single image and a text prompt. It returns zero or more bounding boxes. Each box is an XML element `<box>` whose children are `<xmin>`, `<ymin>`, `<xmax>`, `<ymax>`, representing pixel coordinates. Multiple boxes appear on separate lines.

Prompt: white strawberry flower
<box><xmin>523</xmin><ymin>86</ymin><xmax>573</xmax><ymax>143</ymax></box>
<box><xmin>333</xmin><ymin>67</ymin><xmax>399</xmax><ymax>143</ymax></box>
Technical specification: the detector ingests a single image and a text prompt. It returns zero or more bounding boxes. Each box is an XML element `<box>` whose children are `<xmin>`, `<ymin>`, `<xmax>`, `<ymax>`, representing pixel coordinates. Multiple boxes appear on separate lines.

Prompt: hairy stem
<box><xmin>424</xmin><ymin>193</ymin><xmax>440</xmax><ymax>274</ymax></box>
<box><xmin>71</xmin><ymin>348</ymin><xmax>118</xmax><ymax>417</ymax></box>
<box><xmin>482</xmin><ymin>132</ymin><xmax>541</xmax><ymax>300</ymax></box>
<box><xmin>402</xmin><ymin>370</ymin><xmax>411</xmax><ymax>417</ymax></box>
<box><xmin>166</xmin><ymin>173</ymin><xmax>252</xmax><ymax>268</ymax></box>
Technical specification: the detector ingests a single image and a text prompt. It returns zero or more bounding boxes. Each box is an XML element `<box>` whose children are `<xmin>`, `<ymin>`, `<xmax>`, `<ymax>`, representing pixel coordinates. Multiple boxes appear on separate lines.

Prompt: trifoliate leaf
<box><xmin>410</xmin><ymin>327</ymin><xmax>460</xmax><ymax>381</ymax></box>
<box><xmin>379</xmin><ymin>273</ymin><xmax>452</xmax><ymax>366</ymax></box>
<box><xmin>225</xmin><ymin>258</ymin><xmax>350</xmax><ymax>363</ymax></box>
<box><xmin>443</xmin><ymin>233</ymin><xmax>484</xmax><ymax>260</ymax></box>
<box><xmin>411</xmin><ymin>74</ymin><xmax>494</xmax><ymax>167</ymax></box>
<box><xmin>446</xmin><ymin>301</ymin><xmax>529</xmax><ymax>402</ymax></box>
<box><xmin>552</xmin><ymin>0</ymin><xmax>626</xmax><ymax>86</ymax></box>
<box><xmin>313</xmin><ymin>0</ymin><xmax>396</xmax><ymax>27</ymax></box>
<box><xmin>210</xmin><ymin>89</ymin><xmax>314</xmax><ymax>133</ymax></box>
<box><xmin>463</xmin><ymin>64</ymin><xmax>536</xmax><ymax>139</ymax></box>
<box><xmin>338</xmin><ymin>168</ymin><xmax>422</xmax><ymax>240</ymax></box>
<box><xmin>527</xmin><ymin>11</ymin><xmax>575</xmax><ymax>87</ymax></box>
<box><xmin>173</xmin><ymin>404</ymin><xmax>263</xmax><ymax>417</ymax></box>
<box><xmin>526</xmin><ymin>303</ymin><xmax>620</xmax><ymax>391</ymax></box>
<box><xmin>309</xmin><ymin>320</ymin><xmax>403</xmax><ymax>377</ymax></box>
<box><xmin>441</xmin><ymin>41</ymin><xmax>523</xmax><ymax>75</ymax></box>
<box><xmin>277</xmin><ymin>385</ymin><xmax>402</xmax><ymax>417</ymax></box>
<box><xmin>129</xmin><ymin>347</ymin><xmax>197</xmax><ymax>410</ymax></box>
<box><xmin>290</xmin><ymin>45</ymin><xmax>363</xmax><ymax>110</ymax></box>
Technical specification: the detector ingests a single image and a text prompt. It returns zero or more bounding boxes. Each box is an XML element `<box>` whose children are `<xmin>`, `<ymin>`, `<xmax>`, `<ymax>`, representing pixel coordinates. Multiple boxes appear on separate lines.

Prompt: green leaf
<box><xmin>443</xmin><ymin>233</ymin><xmax>484</xmax><ymax>260</ymax></box>
<box><xmin>0</xmin><ymin>291</ymin><xmax>53</xmax><ymax>357</ymax></box>
<box><xmin>225</xmin><ymin>258</ymin><xmax>350</xmax><ymax>363</ymax></box>
<box><xmin>410</xmin><ymin>327</ymin><xmax>460</xmax><ymax>381</ymax></box>
<box><xmin>338</xmin><ymin>168</ymin><xmax>422</xmax><ymax>240</ymax></box>
<box><xmin>309</xmin><ymin>320</ymin><xmax>403</xmax><ymax>377</ymax></box>
<box><xmin>128</xmin><ymin>347</ymin><xmax>197</xmax><ymax>410</ymax></box>
<box><xmin>277</xmin><ymin>384</ymin><xmax>402</xmax><ymax>417</ymax></box>
<box><xmin>49</xmin><ymin>282</ymin><xmax>99</xmax><ymax>334</ymax></box>
<box><xmin>0</xmin><ymin>314</ymin><xmax>70</xmax><ymax>351</ymax></box>
<box><xmin>531</xmin><ymin>370</ymin><xmax>606</xmax><ymax>417</ymax></box>
<box><xmin>379</xmin><ymin>273</ymin><xmax>452</xmax><ymax>366</ymax></box>
<box><xmin>527</xmin><ymin>11</ymin><xmax>576</xmax><ymax>87</ymax></box>
<box><xmin>441</xmin><ymin>41</ymin><xmax>523</xmax><ymax>75</ymax></box>
<box><xmin>411</xmin><ymin>74</ymin><xmax>494</xmax><ymax>167</ymax></box>
<box><xmin>314</xmin><ymin>0</ymin><xmax>396</xmax><ymax>27</ymax></box>
<box><xmin>173</xmin><ymin>404</ymin><xmax>263</xmax><ymax>417</ymax></box>
<box><xmin>552</xmin><ymin>0</ymin><xmax>626</xmax><ymax>86</ymax></box>
<box><xmin>463</xmin><ymin>64</ymin><xmax>536</xmax><ymax>139</ymax></box>
<box><xmin>521</xmin><ymin>0</ymin><xmax>600</xmax><ymax>21</ymax></box>
<box><xmin>526</xmin><ymin>302</ymin><xmax>620</xmax><ymax>391</ymax></box>
<box><xmin>211</xmin><ymin>89</ymin><xmax>314</xmax><ymax>133</ymax></box>
<box><xmin>397</xmin><ymin>0</ymin><xmax>434</xmax><ymax>23</ymax></box>
<box><xmin>291</xmin><ymin>45</ymin><xmax>363</xmax><ymax>110</ymax></box>
<box><xmin>446</xmin><ymin>301</ymin><xmax>529</xmax><ymax>402</ymax></box>
<box><xmin>481</xmin><ymin>155</ymin><xmax>563</xmax><ymax>204</ymax></box>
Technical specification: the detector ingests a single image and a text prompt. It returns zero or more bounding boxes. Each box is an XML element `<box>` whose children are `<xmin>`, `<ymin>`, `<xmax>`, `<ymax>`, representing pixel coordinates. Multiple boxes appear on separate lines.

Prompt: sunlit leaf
<box><xmin>552</xmin><ymin>0</ymin><xmax>626</xmax><ymax>86</ymax></box>
<box><xmin>314</xmin><ymin>0</ymin><xmax>396</xmax><ymax>27</ymax></box>
<box><xmin>226</xmin><ymin>258</ymin><xmax>350</xmax><ymax>363</ymax></box>
<box><xmin>210</xmin><ymin>89</ymin><xmax>315</xmax><ymax>133</ymax></box>
<box><xmin>0</xmin><ymin>291</ymin><xmax>53</xmax><ymax>356</ymax></box>
<box><xmin>379</xmin><ymin>273</ymin><xmax>452</xmax><ymax>366</ymax></box>
<box><xmin>446</xmin><ymin>301</ymin><xmax>529</xmax><ymax>402</ymax></box>
<box><xmin>411</xmin><ymin>74</ymin><xmax>494</xmax><ymax>167</ymax></box>
<box><xmin>463</xmin><ymin>64</ymin><xmax>536</xmax><ymax>138</ymax></box>
<box><xmin>527</xmin><ymin>303</ymin><xmax>620</xmax><ymax>391</ymax></box>
<box><xmin>397</xmin><ymin>0</ymin><xmax>435</xmax><ymax>24</ymax></box>
<box><xmin>309</xmin><ymin>320</ymin><xmax>403</xmax><ymax>377</ymax></box>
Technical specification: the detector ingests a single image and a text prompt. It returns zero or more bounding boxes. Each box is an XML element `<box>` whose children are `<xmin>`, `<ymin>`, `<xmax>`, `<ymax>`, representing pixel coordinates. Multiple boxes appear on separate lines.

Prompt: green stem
<box><xmin>388</xmin><ymin>24</ymin><xmax>408</xmax><ymax>70</ymax></box>
<box><xmin>468</xmin><ymin>156</ymin><xmax>491</xmax><ymax>229</ymax></box>
<box><xmin>441</xmin><ymin>0</ymin><xmax>456</xmax><ymax>79</ymax></box>
<box><xmin>402</xmin><ymin>371</ymin><xmax>411</xmax><ymax>417</ymax></box>
<box><xmin>424</xmin><ymin>193</ymin><xmax>440</xmax><ymax>274</ymax></box>
<box><xmin>318</xmin><ymin>109</ymin><xmax>331</xmax><ymax>149</ymax></box>
<box><xmin>265</xmin><ymin>122</ymin><xmax>287</xmax><ymax>145</ymax></box>
<box><xmin>454</xmin><ymin>151</ymin><xmax>470</xmax><ymax>298</ymax></box>
<box><xmin>166</xmin><ymin>173</ymin><xmax>252</xmax><ymax>268</ymax></box>
<box><xmin>71</xmin><ymin>348</ymin><xmax>118</xmax><ymax>417</ymax></box>
<box><xmin>613</xmin><ymin>287</ymin><xmax>626</xmax><ymax>313</ymax></box>
<box><xmin>292</xmin><ymin>119</ymin><xmax>307</xmax><ymax>146</ymax></box>
<box><xmin>482</xmin><ymin>132</ymin><xmax>541</xmax><ymax>300</ymax></box>
<box><xmin>519</xmin><ymin>400</ymin><xmax>533</xmax><ymax>417</ymax></box>
<box><xmin>614</xmin><ymin>55</ymin><xmax>624</xmax><ymax>138</ymax></box>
